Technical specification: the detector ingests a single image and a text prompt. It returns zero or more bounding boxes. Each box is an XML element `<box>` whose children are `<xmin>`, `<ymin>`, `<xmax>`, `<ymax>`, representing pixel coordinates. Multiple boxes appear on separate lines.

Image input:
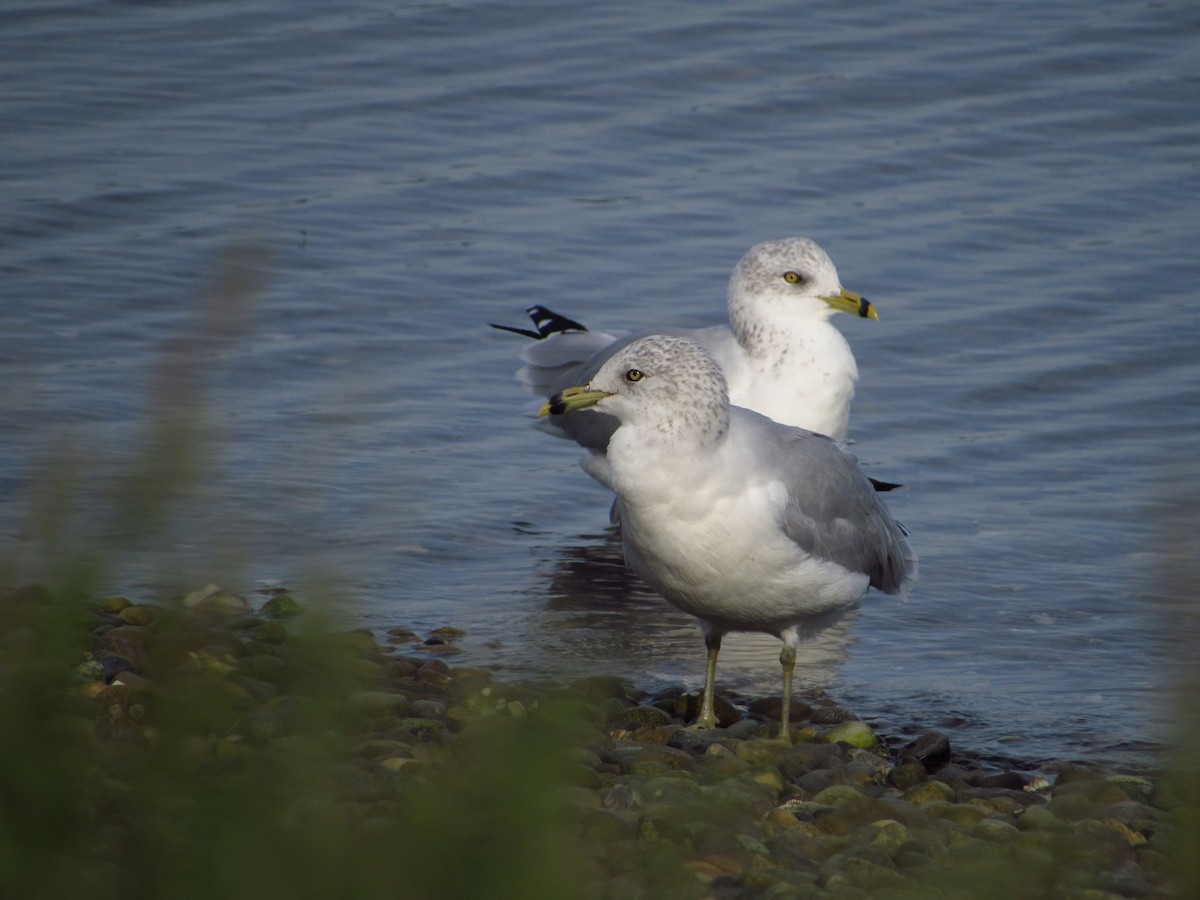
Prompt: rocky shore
<box><xmin>2</xmin><ymin>583</ymin><xmax>1191</xmax><ymax>899</ymax></box>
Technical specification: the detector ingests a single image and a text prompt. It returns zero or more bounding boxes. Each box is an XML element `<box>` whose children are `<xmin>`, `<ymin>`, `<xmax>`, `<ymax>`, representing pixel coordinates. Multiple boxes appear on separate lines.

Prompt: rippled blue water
<box><xmin>3</xmin><ymin>0</ymin><xmax>1198</xmax><ymax>772</ymax></box>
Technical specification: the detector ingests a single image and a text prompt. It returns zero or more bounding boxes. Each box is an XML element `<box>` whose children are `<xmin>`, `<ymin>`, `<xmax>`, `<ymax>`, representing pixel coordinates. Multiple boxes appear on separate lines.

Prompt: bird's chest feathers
<box><xmin>609</xmin><ymin>435</ymin><xmax>792</xmax><ymax>589</ymax></box>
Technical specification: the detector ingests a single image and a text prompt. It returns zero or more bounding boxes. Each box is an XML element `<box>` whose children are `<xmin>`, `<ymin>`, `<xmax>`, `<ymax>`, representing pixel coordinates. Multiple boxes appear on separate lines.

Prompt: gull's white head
<box><xmin>728</xmin><ymin>237</ymin><xmax>876</xmax><ymax>340</ymax></box>
<box><xmin>541</xmin><ymin>334</ymin><xmax>729</xmax><ymax>442</ymax></box>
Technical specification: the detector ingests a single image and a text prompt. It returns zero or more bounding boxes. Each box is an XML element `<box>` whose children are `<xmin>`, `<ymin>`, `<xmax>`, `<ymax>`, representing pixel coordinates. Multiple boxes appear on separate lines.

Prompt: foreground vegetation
<box><xmin>0</xmin><ymin>581</ymin><xmax>1193</xmax><ymax>899</ymax></box>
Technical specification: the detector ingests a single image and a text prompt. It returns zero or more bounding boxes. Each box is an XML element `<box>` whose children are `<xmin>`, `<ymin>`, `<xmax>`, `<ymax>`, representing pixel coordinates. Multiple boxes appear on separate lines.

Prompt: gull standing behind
<box><xmin>495</xmin><ymin>237</ymin><xmax>877</xmax><ymax>487</ymax></box>
<box><xmin>540</xmin><ymin>334</ymin><xmax>917</xmax><ymax>736</ymax></box>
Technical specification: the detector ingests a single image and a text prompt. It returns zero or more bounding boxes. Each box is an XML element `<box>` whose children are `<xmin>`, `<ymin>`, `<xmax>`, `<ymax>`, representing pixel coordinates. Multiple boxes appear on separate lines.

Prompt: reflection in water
<box><xmin>503</xmin><ymin>526</ymin><xmax>860</xmax><ymax>702</ymax></box>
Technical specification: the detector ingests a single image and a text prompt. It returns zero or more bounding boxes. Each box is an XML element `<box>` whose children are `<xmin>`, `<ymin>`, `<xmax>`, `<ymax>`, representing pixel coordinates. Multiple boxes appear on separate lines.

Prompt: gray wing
<box><xmin>754</xmin><ymin>414</ymin><xmax>916</xmax><ymax>595</ymax></box>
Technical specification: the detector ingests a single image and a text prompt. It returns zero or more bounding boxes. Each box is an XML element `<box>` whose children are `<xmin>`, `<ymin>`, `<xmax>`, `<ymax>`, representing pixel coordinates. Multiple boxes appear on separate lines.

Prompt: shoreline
<box><xmin>3</xmin><ymin>583</ymin><xmax>1189</xmax><ymax>898</ymax></box>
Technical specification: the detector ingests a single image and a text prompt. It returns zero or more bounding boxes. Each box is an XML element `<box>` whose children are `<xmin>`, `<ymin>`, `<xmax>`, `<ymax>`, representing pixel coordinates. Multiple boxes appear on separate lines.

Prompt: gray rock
<box><xmin>810</xmin><ymin>705</ymin><xmax>857</xmax><ymax>725</ymax></box>
<box><xmin>887</xmin><ymin>760</ymin><xmax>928</xmax><ymax>790</ymax></box>
<box><xmin>98</xmin><ymin>654</ymin><xmax>137</xmax><ymax>683</ymax></box>
<box><xmin>974</xmin><ymin>817</ymin><xmax>1021</xmax><ymax>844</ymax></box>
<box><xmin>900</xmin><ymin>730</ymin><xmax>951</xmax><ymax>769</ymax></box>
<box><xmin>748</xmin><ymin>695</ymin><xmax>814</xmax><ymax>723</ymax></box>
<box><xmin>409</xmin><ymin>699</ymin><xmax>447</xmax><ymax>720</ymax></box>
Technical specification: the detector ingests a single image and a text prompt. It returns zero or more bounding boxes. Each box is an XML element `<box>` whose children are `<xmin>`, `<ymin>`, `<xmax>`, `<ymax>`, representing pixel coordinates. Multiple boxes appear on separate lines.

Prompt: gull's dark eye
<box><xmin>783</xmin><ymin>270</ymin><xmax>806</xmax><ymax>285</ymax></box>
<box><xmin>625</xmin><ymin>369</ymin><xmax>644</xmax><ymax>383</ymax></box>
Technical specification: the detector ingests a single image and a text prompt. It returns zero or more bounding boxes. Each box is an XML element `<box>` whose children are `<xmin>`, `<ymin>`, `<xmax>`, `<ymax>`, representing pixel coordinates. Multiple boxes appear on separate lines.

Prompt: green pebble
<box><xmin>249</xmin><ymin>622</ymin><xmax>289</xmax><ymax>645</ymax></box>
<box><xmin>117</xmin><ymin>605</ymin><xmax>156</xmax><ymax>626</ymax></box>
<box><xmin>347</xmin><ymin>691</ymin><xmax>411</xmax><ymax>718</ymax></box>
<box><xmin>824</xmin><ymin>720</ymin><xmax>879</xmax><ymax>749</ymax></box>
<box><xmin>812</xmin><ymin>784</ymin><xmax>870</xmax><ymax>809</ymax></box>
<box><xmin>861</xmin><ymin>819</ymin><xmax>911</xmax><ymax>855</ymax></box>
<box><xmin>393</xmin><ymin>717</ymin><xmax>447</xmax><ymax>742</ymax></box>
<box><xmin>74</xmin><ymin>660</ymin><xmax>106</xmax><ymax>682</ymax></box>
<box><xmin>1017</xmin><ymin>803</ymin><xmax>1068</xmax><ymax>832</ymax></box>
<box><xmin>887</xmin><ymin>761</ymin><xmax>928</xmax><ymax>790</ymax></box>
<box><xmin>262</xmin><ymin>593</ymin><xmax>303</xmax><ymax>617</ymax></box>
<box><xmin>902</xmin><ymin>780</ymin><xmax>956</xmax><ymax>805</ymax></box>
<box><xmin>974</xmin><ymin>817</ymin><xmax>1022</xmax><ymax>843</ymax></box>
<box><xmin>735</xmin><ymin>739</ymin><xmax>793</xmax><ymax>766</ymax></box>
<box><xmin>930</xmin><ymin>802</ymin><xmax>990</xmax><ymax>827</ymax></box>
<box><xmin>99</xmin><ymin>596</ymin><xmax>132</xmax><ymax>614</ymax></box>
<box><xmin>608</xmin><ymin>704</ymin><xmax>672</xmax><ymax>729</ymax></box>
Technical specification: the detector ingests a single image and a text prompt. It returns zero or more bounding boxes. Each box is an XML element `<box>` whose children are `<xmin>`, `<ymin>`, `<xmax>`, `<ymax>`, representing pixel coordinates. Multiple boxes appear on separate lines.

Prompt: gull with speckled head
<box><xmin>495</xmin><ymin>237</ymin><xmax>876</xmax><ymax>486</ymax></box>
<box><xmin>540</xmin><ymin>334</ymin><xmax>917</xmax><ymax>736</ymax></box>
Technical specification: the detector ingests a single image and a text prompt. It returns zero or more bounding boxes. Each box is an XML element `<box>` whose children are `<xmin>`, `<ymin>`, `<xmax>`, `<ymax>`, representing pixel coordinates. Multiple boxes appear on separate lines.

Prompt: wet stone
<box><xmin>1016</xmin><ymin>803</ymin><xmax>1069</xmax><ymax>832</ymax></box>
<box><xmin>779</xmin><ymin>741</ymin><xmax>844</xmax><ymax>780</ymax></box>
<box><xmin>235</xmin><ymin>654</ymin><xmax>290</xmax><ymax>685</ymax></box>
<box><xmin>117</xmin><ymin>605</ymin><xmax>157</xmax><ymax>626</ymax></box>
<box><xmin>99</xmin><ymin>654</ymin><xmax>138</xmax><ymax>683</ymax></box>
<box><xmin>811</xmin><ymin>784</ymin><xmax>870</xmax><ymax>810</ymax></box>
<box><xmin>409</xmin><ymin>699</ymin><xmax>447</xmax><ymax>720</ymax></box>
<box><xmin>415</xmin><ymin>659</ymin><xmax>450</xmax><ymax>686</ymax></box>
<box><xmin>248</xmin><ymin>622</ymin><xmax>288</xmax><ymax>645</ymax></box>
<box><xmin>393</xmin><ymin>717</ymin><xmax>447</xmax><ymax>743</ymax></box>
<box><xmin>261</xmin><ymin>592</ymin><xmax>303</xmax><ymax>617</ymax></box>
<box><xmin>74</xmin><ymin>659</ymin><xmax>106</xmax><ymax>682</ymax></box>
<box><xmin>727</xmin><ymin>738</ymin><xmax>788</xmax><ymax>769</ymax></box>
<box><xmin>887</xmin><ymin>761</ymin><xmax>928</xmax><ymax>791</ymax></box>
<box><xmin>810</xmin><ymin>705</ymin><xmax>858</xmax><ymax>725</ymax></box>
<box><xmin>824</xmin><ymin>720</ymin><xmax>879</xmax><ymax>750</ymax></box>
<box><xmin>726</xmin><ymin>718</ymin><xmax>767</xmax><ymax>740</ymax></box>
<box><xmin>973</xmin><ymin>817</ymin><xmax>1021</xmax><ymax>844</ymax></box>
<box><xmin>608</xmin><ymin>704</ymin><xmax>672</xmax><ymax>730</ymax></box>
<box><xmin>564</xmin><ymin>675</ymin><xmax>624</xmax><ymax>705</ymax></box>
<box><xmin>353</xmin><ymin>739</ymin><xmax>412</xmax><ymax>759</ymax></box>
<box><xmin>747</xmin><ymin>696</ymin><xmax>813</xmax><ymax>723</ymax></box>
<box><xmin>900</xmin><ymin>730</ymin><xmax>952</xmax><ymax>770</ymax></box>
<box><xmin>98</xmin><ymin>626</ymin><xmax>151</xmax><ymax>662</ymax></box>
<box><xmin>902</xmin><ymin>780</ymin><xmax>956</xmax><ymax>806</ymax></box>
<box><xmin>98</xmin><ymin>596</ymin><xmax>133</xmax><ymax>614</ymax></box>
<box><xmin>971</xmin><ymin>770</ymin><xmax>1030</xmax><ymax>791</ymax></box>
<box><xmin>931</xmin><ymin>764</ymin><xmax>975</xmax><ymax>790</ymax></box>
<box><xmin>961</xmin><ymin>787</ymin><xmax>1038</xmax><ymax>818</ymax></box>
<box><xmin>615</xmin><ymin>724</ymin><xmax>677</xmax><ymax>746</ymax></box>
<box><xmin>181</xmin><ymin>585</ymin><xmax>252</xmax><ymax>616</ymax></box>
<box><xmin>347</xmin><ymin>691</ymin><xmax>411</xmax><ymax>719</ymax></box>
<box><xmin>794</xmin><ymin>766</ymin><xmax>849</xmax><ymax>796</ymax></box>
<box><xmin>663</xmin><ymin>690</ymin><xmax>741</xmax><ymax>728</ymax></box>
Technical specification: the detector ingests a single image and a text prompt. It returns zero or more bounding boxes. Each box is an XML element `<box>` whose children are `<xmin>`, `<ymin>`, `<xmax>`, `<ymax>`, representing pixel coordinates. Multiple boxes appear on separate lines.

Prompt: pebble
<box><xmin>824</xmin><ymin>719</ymin><xmax>880</xmax><ymax>750</ymax></box>
<box><xmin>901</xmin><ymin>729</ymin><xmax>952</xmax><ymax>769</ymax></box>
<box><xmin>117</xmin><ymin>605</ymin><xmax>157</xmax><ymax>626</ymax></box>
<box><xmin>261</xmin><ymin>593</ymin><xmax>302</xmax><ymax>618</ymax></box>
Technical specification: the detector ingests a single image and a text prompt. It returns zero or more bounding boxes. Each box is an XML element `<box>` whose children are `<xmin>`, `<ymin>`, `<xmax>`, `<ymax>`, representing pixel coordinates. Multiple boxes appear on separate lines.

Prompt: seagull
<box><xmin>494</xmin><ymin>237</ymin><xmax>877</xmax><ymax>479</ymax></box>
<box><xmin>539</xmin><ymin>334</ymin><xmax>917</xmax><ymax>736</ymax></box>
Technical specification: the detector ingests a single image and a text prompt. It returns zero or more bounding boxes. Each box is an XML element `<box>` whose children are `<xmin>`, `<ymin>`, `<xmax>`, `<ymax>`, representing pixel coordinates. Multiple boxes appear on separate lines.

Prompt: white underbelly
<box><xmin>620</xmin><ymin>494</ymin><xmax>868</xmax><ymax>636</ymax></box>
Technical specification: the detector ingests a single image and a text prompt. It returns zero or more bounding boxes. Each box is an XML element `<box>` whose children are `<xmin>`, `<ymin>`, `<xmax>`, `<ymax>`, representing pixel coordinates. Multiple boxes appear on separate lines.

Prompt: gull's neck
<box><xmin>728</xmin><ymin>288</ymin><xmax>837</xmax><ymax>359</ymax></box>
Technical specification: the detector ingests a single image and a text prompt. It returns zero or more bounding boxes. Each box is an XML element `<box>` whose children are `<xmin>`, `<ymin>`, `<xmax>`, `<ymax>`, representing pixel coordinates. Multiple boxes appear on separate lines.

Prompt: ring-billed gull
<box><xmin>539</xmin><ymin>334</ymin><xmax>917</xmax><ymax>735</ymax></box>
<box><xmin>496</xmin><ymin>237</ymin><xmax>876</xmax><ymax>468</ymax></box>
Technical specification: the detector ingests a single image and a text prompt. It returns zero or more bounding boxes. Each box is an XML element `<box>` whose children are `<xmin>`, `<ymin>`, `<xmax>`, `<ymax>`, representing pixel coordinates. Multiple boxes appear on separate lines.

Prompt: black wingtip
<box><xmin>526</xmin><ymin>305</ymin><xmax>588</xmax><ymax>337</ymax></box>
<box><xmin>490</xmin><ymin>305</ymin><xmax>588</xmax><ymax>340</ymax></box>
<box><xmin>869</xmin><ymin>477</ymin><xmax>904</xmax><ymax>493</ymax></box>
<box><xmin>489</xmin><ymin>322</ymin><xmax>544</xmax><ymax>339</ymax></box>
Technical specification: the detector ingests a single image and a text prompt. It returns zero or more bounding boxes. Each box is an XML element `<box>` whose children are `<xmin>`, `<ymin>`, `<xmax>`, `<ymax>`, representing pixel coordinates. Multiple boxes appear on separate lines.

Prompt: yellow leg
<box><xmin>697</xmin><ymin>632</ymin><xmax>722</xmax><ymax>729</ymax></box>
<box><xmin>779</xmin><ymin>642</ymin><xmax>797</xmax><ymax>741</ymax></box>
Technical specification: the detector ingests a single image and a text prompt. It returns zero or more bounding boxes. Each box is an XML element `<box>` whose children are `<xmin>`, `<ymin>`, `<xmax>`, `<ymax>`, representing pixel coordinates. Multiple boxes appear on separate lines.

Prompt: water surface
<box><xmin>3</xmin><ymin>0</ymin><xmax>1198</xmax><ymax>772</ymax></box>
